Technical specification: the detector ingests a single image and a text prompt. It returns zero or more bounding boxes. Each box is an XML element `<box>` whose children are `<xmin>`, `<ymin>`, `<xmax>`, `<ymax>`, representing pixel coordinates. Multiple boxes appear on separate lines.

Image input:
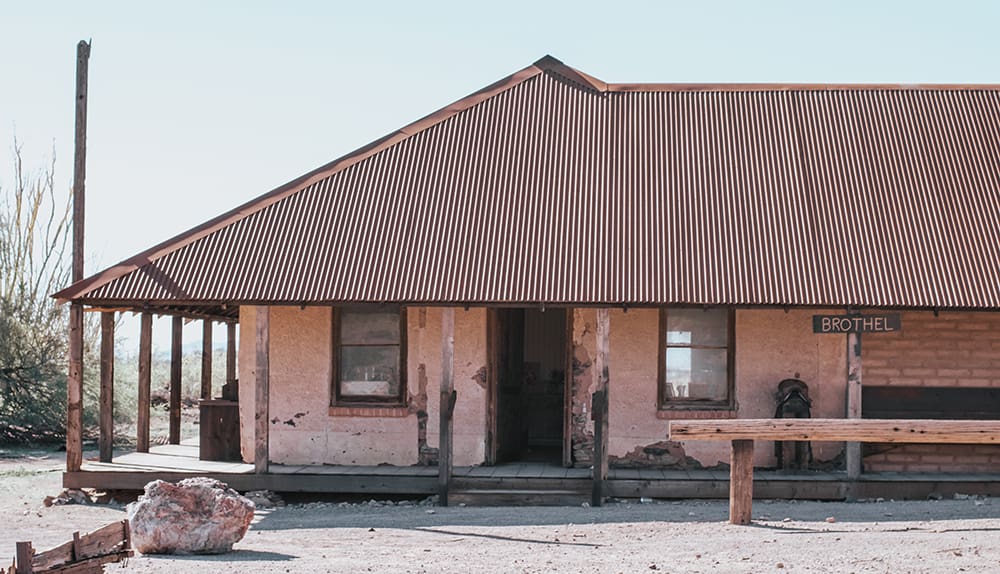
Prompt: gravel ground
<box><xmin>3</xmin><ymin>450</ymin><xmax>1000</xmax><ymax>573</ymax></box>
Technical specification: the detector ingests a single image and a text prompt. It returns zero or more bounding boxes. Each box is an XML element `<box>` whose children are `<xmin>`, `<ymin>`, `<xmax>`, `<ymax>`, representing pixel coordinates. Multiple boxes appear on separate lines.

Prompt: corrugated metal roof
<box><xmin>55</xmin><ymin>56</ymin><xmax>1000</xmax><ymax>310</ymax></box>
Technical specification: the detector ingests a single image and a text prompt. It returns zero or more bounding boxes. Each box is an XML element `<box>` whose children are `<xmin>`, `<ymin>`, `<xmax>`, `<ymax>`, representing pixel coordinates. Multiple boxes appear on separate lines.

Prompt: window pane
<box><xmin>340</xmin><ymin>345</ymin><xmax>401</xmax><ymax>398</ymax></box>
<box><xmin>341</xmin><ymin>309</ymin><xmax>400</xmax><ymax>345</ymax></box>
<box><xmin>664</xmin><ymin>347</ymin><xmax>728</xmax><ymax>401</ymax></box>
<box><xmin>666</xmin><ymin>308</ymin><xmax>728</xmax><ymax>347</ymax></box>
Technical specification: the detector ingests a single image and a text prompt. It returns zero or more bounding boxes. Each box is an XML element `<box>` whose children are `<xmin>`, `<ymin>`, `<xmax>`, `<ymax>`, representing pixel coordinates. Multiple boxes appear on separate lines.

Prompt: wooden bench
<box><xmin>668</xmin><ymin>419</ymin><xmax>1000</xmax><ymax>525</ymax></box>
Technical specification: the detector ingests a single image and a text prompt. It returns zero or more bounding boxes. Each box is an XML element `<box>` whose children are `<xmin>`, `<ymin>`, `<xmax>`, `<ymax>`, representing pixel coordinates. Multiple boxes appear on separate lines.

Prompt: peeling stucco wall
<box><xmin>240</xmin><ymin>305</ymin><xmax>849</xmax><ymax>470</ymax></box>
<box><xmin>571</xmin><ymin>307</ymin><xmax>848</xmax><ymax>469</ymax></box>
<box><xmin>416</xmin><ymin>307</ymin><xmax>488</xmax><ymax>467</ymax></box>
<box><xmin>238</xmin><ymin>305</ymin><xmax>487</xmax><ymax>467</ymax></box>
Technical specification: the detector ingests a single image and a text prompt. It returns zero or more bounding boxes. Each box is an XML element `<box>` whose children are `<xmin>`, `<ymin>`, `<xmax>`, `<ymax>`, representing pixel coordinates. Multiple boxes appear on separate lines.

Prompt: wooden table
<box><xmin>668</xmin><ymin>418</ymin><xmax>1000</xmax><ymax>525</ymax></box>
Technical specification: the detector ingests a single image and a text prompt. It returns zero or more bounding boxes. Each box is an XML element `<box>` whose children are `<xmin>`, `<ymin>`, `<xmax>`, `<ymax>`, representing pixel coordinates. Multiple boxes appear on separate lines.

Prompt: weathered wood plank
<box><xmin>729</xmin><ymin>439</ymin><xmax>754</xmax><ymax>525</ymax></box>
<box><xmin>438</xmin><ymin>307</ymin><xmax>455</xmax><ymax>506</ymax></box>
<box><xmin>169</xmin><ymin>316</ymin><xmax>182</xmax><ymax>445</ymax></box>
<box><xmin>255</xmin><ymin>306</ymin><xmax>270</xmax><ymax>474</ymax></box>
<box><xmin>669</xmin><ymin>418</ymin><xmax>1000</xmax><ymax>444</ymax></box>
<box><xmin>201</xmin><ymin>319</ymin><xmax>213</xmax><ymax>400</ymax></box>
<box><xmin>136</xmin><ymin>313</ymin><xmax>152</xmax><ymax>453</ymax></box>
<box><xmin>15</xmin><ymin>541</ymin><xmax>32</xmax><ymax>574</ymax></box>
<box><xmin>99</xmin><ymin>312</ymin><xmax>115</xmax><ymax>463</ymax></box>
<box><xmin>32</xmin><ymin>521</ymin><xmax>128</xmax><ymax>571</ymax></box>
<box><xmin>846</xmin><ymin>331</ymin><xmax>862</xmax><ymax>479</ymax></box>
<box><xmin>64</xmin><ymin>471</ymin><xmax>437</xmax><ymax>494</ymax></box>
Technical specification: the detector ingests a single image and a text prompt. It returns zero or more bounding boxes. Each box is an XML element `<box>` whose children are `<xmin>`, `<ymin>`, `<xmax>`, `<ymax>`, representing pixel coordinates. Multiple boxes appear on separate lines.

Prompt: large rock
<box><xmin>127</xmin><ymin>477</ymin><xmax>255</xmax><ymax>554</ymax></box>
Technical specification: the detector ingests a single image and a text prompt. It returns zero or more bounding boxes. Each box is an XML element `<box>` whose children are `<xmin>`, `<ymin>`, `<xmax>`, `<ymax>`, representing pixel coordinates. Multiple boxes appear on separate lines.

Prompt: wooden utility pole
<box><xmin>67</xmin><ymin>40</ymin><xmax>90</xmax><ymax>473</ymax></box>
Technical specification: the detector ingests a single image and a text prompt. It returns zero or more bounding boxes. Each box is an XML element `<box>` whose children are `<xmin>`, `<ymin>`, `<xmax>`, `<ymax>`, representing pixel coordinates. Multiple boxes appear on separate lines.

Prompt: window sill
<box><xmin>329</xmin><ymin>405</ymin><xmax>411</xmax><ymax>418</ymax></box>
<box><xmin>656</xmin><ymin>409</ymin><xmax>736</xmax><ymax>420</ymax></box>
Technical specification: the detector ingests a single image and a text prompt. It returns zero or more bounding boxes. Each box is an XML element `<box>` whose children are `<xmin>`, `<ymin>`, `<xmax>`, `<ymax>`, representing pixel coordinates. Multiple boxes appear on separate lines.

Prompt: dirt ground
<box><xmin>3</xmin><ymin>448</ymin><xmax>1000</xmax><ymax>573</ymax></box>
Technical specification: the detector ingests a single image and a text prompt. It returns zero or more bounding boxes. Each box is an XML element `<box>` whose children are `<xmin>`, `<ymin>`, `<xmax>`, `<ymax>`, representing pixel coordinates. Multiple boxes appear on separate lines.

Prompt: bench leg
<box><xmin>730</xmin><ymin>439</ymin><xmax>754</xmax><ymax>525</ymax></box>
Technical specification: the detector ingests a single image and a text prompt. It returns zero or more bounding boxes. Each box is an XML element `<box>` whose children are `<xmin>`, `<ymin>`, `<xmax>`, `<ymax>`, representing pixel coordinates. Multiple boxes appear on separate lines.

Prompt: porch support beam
<box><xmin>846</xmin><ymin>331</ymin><xmax>863</xmax><ymax>479</ymax></box>
<box><xmin>67</xmin><ymin>303</ymin><xmax>84</xmax><ymax>472</ymax></box>
<box><xmin>254</xmin><ymin>306</ymin><xmax>270</xmax><ymax>474</ymax></box>
<box><xmin>99</xmin><ymin>311</ymin><xmax>115</xmax><ymax>463</ymax></box>
<box><xmin>136</xmin><ymin>313</ymin><xmax>152</xmax><ymax>453</ymax></box>
<box><xmin>201</xmin><ymin>320</ymin><xmax>213</xmax><ymax>399</ymax></box>
<box><xmin>226</xmin><ymin>322</ymin><xmax>237</xmax><ymax>384</ymax></box>
<box><xmin>438</xmin><ymin>307</ymin><xmax>456</xmax><ymax>506</ymax></box>
<box><xmin>169</xmin><ymin>316</ymin><xmax>182</xmax><ymax>444</ymax></box>
<box><xmin>591</xmin><ymin>308</ymin><xmax>610</xmax><ymax>507</ymax></box>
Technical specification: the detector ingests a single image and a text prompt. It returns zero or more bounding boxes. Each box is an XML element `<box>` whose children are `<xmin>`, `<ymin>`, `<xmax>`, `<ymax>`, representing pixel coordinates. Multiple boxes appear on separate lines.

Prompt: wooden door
<box><xmin>493</xmin><ymin>309</ymin><xmax>525</xmax><ymax>463</ymax></box>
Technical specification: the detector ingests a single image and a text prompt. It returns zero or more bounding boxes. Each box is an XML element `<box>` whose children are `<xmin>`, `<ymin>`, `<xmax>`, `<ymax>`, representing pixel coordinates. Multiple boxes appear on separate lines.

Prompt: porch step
<box><xmin>448</xmin><ymin>488</ymin><xmax>590</xmax><ymax>507</ymax></box>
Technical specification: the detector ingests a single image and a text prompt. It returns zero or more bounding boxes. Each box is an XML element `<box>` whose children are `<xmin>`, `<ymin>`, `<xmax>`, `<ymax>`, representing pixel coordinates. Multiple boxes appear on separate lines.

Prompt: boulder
<box><xmin>127</xmin><ymin>477</ymin><xmax>255</xmax><ymax>554</ymax></box>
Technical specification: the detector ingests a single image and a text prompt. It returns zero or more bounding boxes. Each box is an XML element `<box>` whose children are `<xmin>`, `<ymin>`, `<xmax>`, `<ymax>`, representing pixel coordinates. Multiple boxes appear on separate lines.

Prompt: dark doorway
<box><xmin>492</xmin><ymin>308</ymin><xmax>568</xmax><ymax>464</ymax></box>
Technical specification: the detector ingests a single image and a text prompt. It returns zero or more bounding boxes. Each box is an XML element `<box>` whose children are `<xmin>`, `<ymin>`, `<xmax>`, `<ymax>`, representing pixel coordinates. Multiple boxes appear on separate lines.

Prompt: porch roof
<box><xmin>54</xmin><ymin>56</ymin><xmax>1000</xmax><ymax>313</ymax></box>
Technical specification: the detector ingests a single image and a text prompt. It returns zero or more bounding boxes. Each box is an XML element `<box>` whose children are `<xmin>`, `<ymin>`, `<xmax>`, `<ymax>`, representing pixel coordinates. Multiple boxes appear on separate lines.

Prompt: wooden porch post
<box><xmin>846</xmin><ymin>331</ymin><xmax>863</xmax><ymax>479</ymax></box>
<box><xmin>226</xmin><ymin>322</ymin><xmax>237</xmax><ymax>383</ymax></box>
<box><xmin>201</xmin><ymin>320</ymin><xmax>213</xmax><ymax>399</ymax></box>
<box><xmin>169</xmin><ymin>316</ymin><xmax>182</xmax><ymax>444</ymax></box>
<box><xmin>99</xmin><ymin>312</ymin><xmax>115</xmax><ymax>462</ymax></box>
<box><xmin>254</xmin><ymin>306</ymin><xmax>270</xmax><ymax>474</ymax></box>
<box><xmin>66</xmin><ymin>40</ymin><xmax>90</xmax><ymax>474</ymax></box>
<box><xmin>591</xmin><ymin>308</ymin><xmax>610</xmax><ymax>507</ymax></box>
<box><xmin>136</xmin><ymin>313</ymin><xmax>152</xmax><ymax>453</ymax></box>
<box><xmin>67</xmin><ymin>304</ymin><xmax>84</xmax><ymax>472</ymax></box>
<box><xmin>438</xmin><ymin>308</ymin><xmax>456</xmax><ymax>506</ymax></box>
<box><xmin>729</xmin><ymin>439</ymin><xmax>755</xmax><ymax>525</ymax></box>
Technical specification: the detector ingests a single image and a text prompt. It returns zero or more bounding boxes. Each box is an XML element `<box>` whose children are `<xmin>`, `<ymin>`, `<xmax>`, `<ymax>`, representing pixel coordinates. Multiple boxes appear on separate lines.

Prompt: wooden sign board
<box><xmin>812</xmin><ymin>314</ymin><xmax>901</xmax><ymax>334</ymax></box>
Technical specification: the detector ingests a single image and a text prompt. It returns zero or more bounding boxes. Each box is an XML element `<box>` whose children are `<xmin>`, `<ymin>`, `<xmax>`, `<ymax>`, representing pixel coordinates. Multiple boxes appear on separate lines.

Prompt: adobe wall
<box><xmin>571</xmin><ymin>308</ymin><xmax>847</xmax><ymax>469</ymax></box>
<box><xmin>861</xmin><ymin>311</ymin><xmax>1000</xmax><ymax>472</ymax></box>
<box><xmin>237</xmin><ymin>306</ymin><xmax>488</xmax><ymax>467</ymax></box>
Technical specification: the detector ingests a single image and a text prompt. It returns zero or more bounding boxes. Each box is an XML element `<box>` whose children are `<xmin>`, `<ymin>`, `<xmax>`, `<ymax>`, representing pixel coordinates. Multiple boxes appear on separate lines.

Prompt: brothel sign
<box><xmin>812</xmin><ymin>314</ymin><xmax>902</xmax><ymax>334</ymax></box>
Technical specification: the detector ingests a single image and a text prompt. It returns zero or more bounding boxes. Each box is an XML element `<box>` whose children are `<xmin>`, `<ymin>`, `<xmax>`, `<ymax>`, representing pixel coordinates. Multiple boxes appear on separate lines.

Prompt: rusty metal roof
<box><xmin>55</xmin><ymin>56</ymin><xmax>1000</xmax><ymax>311</ymax></box>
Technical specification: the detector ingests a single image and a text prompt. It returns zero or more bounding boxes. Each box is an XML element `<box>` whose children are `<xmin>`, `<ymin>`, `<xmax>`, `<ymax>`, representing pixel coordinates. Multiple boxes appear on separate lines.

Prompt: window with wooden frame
<box><xmin>332</xmin><ymin>306</ymin><xmax>407</xmax><ymax>406</ymax></box>
<box><xmin>658</xmin><ymin>308</ymin><xmax>734</xmax><ymax>409</ymax></box>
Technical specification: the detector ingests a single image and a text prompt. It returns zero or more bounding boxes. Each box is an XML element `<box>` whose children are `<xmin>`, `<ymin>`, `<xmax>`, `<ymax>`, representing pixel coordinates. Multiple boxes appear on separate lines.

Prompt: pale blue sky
<box><xmin>2</xmin><ymin>0</ymin><xmax>999</xmax><ymax>349</ymax></box>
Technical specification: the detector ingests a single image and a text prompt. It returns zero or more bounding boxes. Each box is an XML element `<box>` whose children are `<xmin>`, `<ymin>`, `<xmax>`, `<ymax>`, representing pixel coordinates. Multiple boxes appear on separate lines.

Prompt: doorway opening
<box><xmin>490</xmin><ymin>308</ymin><xmax>570</xmax><ymax>465</ymax></box>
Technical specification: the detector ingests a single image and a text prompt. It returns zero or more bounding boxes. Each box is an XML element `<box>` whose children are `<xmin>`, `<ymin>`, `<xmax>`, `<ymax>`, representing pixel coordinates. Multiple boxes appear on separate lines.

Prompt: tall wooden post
<box><xmin>169</xmin><ymin>316</ymin><xmax>183</xmax><ymax>444</ymax></box>
<box><xmin>591</xmin><ymin>308</ymin><xmax>610</xmax><ymax>507</ymax></box>
<box><xmin>99</xmin><ymin>312</ymin><xmax>115</xmax><ymax>462</ymax></box>
<box><xmin>136</xmin><ymin>313</ymin><xmax>152</xmax><ymax>452</ymax></box>
<box><xmin>254</xmin><ymin>307</ymin><xmax>270</xmax><ymax>474</ymax></box>
<box><xmin>438</xmin><ymin>308</ymin><xmax>456</xmax><ymax>506</ymax></box>
<box><xmin>201</xmin><ymin>320</ymin><xmax>213</xmax><ymax>399</ymax></box>
<box><xmin>66</xmin><ymin>40</ymin><xmax>90</xmax><ymax>473</ymax></box>
<box><xmin>846</xmin><ymin>331</ymin><xmax>863</xmax><ymax>479</ymax></box>
<box><xmin>226</xmin><ymin>322</ymin><xmax>237</xmax><ymax>383</ymax></box>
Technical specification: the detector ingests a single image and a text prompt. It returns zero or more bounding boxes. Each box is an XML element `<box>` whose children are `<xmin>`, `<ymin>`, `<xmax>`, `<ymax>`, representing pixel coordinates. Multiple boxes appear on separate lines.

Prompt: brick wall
<box><xmin>862</xmin><ymin>311</ymin><xmax>1000</xmax><ymax>473</ymax></box>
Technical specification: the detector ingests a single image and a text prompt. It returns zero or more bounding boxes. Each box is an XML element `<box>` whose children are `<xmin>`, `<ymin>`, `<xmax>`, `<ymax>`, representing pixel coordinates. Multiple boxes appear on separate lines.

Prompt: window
<box><xmin>333</xmin><ymin>306</ymin><xmax>407</xmax><ymax>405</ymax></box>
<box><xmin>658</xmin><ymin>308</ymin><xmax>733</xmax><ymax>409</ymax></box>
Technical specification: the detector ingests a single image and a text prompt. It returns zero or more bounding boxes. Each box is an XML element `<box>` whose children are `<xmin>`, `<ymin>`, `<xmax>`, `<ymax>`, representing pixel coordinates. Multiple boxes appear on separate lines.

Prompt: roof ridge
<box><xmin>53</xmin><ymin>59</ymin><xmax>548</xmax><ymax>302</ymax></box>
<box><xmin>606</xmin><ymin>82</ymin><xmax>1000</xmax><ymax>92</ymax></box>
